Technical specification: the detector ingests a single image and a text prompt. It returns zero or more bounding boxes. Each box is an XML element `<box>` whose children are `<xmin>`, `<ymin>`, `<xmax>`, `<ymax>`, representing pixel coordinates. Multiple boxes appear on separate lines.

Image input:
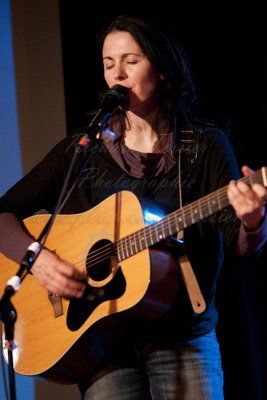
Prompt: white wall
<box><xmin>0</xmin><ymin>0</ymin><xmax>79</xmax><ymax>398</ymax></box>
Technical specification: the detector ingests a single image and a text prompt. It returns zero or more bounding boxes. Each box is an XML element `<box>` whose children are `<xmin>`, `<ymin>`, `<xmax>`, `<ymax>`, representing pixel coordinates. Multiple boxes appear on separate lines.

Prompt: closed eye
<box><xmin>104</xmin><ymin>64</ymin><xmax>114</xmax><ymax>70</ymax></box>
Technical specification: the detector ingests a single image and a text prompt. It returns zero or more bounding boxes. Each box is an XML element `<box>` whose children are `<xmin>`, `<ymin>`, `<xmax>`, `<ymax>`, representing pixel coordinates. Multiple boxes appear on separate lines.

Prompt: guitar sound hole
<box><xmin>86</xmin><ymin>239</ymin><xmax>114</xmax><ymax>281</ymax></box>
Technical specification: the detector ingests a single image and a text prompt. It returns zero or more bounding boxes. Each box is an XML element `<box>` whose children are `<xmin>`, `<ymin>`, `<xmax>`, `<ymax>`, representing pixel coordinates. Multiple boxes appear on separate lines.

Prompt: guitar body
<box><xmin>0</xmin><ymin>191</ymin><xmax>179</xmax><ymax>383</ymax></box>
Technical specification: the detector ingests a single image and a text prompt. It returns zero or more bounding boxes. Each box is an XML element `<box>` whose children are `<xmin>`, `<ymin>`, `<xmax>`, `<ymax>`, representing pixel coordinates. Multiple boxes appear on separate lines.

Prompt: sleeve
<box><xmin>0</xmin><ymin>135</ymin><xmax>78</xmax><ymax>262</ymax></box>
<box><xmin>0</xmin><ymin>136</ymin><xmax>76</xmax><ymax>219</ymax></box>
<box><xmin>0</xmin><ymin>213</ymin><xmax>34</xmax><ymax>262</ymax></box>
<box><xmin>236</xmin><ymin>210</ymin><xmax>267</xmax><ymax>257</ymax></box>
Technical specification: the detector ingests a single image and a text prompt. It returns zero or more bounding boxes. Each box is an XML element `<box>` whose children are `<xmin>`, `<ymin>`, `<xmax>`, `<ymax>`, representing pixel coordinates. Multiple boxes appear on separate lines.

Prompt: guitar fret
<box><xmin>157</xmin><ymin>223</ymin><xmax>166</xmax><ymax>241</ymax></box>
<box><xmin>139</xmin><ymin>228</ymin><xmax>148</xmax><ymax>250</ymax></box>
<box><xmin>124</xmin><ymin>240</ymin><xmax>129</xmax><ymax>258</ymax></box>
<box><xmin>119</xmin><ymin>239</ymin><xmax>125</xmax><ymax>261</ymax></box>
<box><xmin>148</xmin><ymin>225</ymin><xmax>154</xmax><ymax>246</ymax></box>
<box><xmin>129</xmin><ymin>240</ymin><xmax>134</xmax><ymax>257</ymax></box>
<box><xmin>130</xmin><ymin>242</ymin><xmax>134</xmax><ymax>256</ymax></box>
<box><xmin>182</xmin><ymin>209</ymin><xmax>187</xmax><ymax>228</ymax></box>
<box><xmin>177</xmin><ymin>214</ymin><xmax>184</xmax><ymax>229</ymax></box>
<box><xmin>192</xmin><ymin>206</ymin><xmax>201</xmax><ymax>224</ymax></box>
<box><xmin>136</xmin><ymin>231</ymin><xmax>142</xmax><ymax>252</ymax></box>
<box><xmin>194</xmin><ymin>207</ymin><xmax>200</xmax><ymax>216</ymax></box>
<box><xmin>133</xmin><ymin>232</ymin><xmax>138</xmax><ymax>254</ymax></box>
<box><xmin>217</xmin><ymin>191</ymin><xmax>222</xmax><ymax>209</ymax></box>
<box><xmin>174</xmin><ymin>216</ymin><xmax>180</xmax><ymax>232</ymax></box>
<box><xmin>153</xmin><ymin>224</ymin><xmax>159</xmax><ymax>243</ymax></box>
<box><xmin>211</xmin><ymin>198</ymin><xmax>218</xmax><ymax>212</ymax></box>
<box><xmin>123</xmin><ymin>239</ymin><xmax>127</xmax><ymax>259</ymax></box>
<box><xmin>167</xmin><ymin>217</ymin><xmax>172</xmax><ymax>235</ymax></box>
<box><xmin>144</xmin><ymin>230</ymin><xmax>148</xmax><ymax>248</ymax></box>
<box><xmin>207</xmin><ymin>198</ymin><xmax>212</xmax><ymax>215</ymax></box>
<box><xmin>127</xmin><ymin>241</ymin><xmax>134</xmax><ymax>257</ymax></box>
<box><xmin>162</xmin><ymin>227</ymin><xmax>167</xmax><ymax>238</ymax></box>
<box><xmin>190</xmin><ymin>206</ymin><xmax>195</xmax><ymax>224</ymax></box>
<box><xmin>117</xmin><ymin>241</ymin><xmax>122</xmax><ymax>262</ymax></box>
<box><xmin>199</xmin><ymin>200</ymin><xmax>203</xmax><ymax>219</ymax></box>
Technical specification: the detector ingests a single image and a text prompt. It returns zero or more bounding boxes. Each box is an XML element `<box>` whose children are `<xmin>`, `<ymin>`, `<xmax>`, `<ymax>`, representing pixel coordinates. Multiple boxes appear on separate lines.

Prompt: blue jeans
<box><xmin>82</xmin><ymin>330</ymin><xmax>224</xmax><ymax>399</ymax></box>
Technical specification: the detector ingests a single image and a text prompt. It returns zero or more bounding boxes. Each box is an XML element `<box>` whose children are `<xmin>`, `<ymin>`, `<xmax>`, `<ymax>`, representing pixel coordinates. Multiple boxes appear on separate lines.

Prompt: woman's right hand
<box><xmin>31</xmin><ymin>248</ymin><xmax>86</xmax><ymax>299</ymax></box>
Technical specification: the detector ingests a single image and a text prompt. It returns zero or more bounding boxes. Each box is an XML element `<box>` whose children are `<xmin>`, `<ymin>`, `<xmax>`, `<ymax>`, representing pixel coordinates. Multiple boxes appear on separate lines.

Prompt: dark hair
<box><xmin>95</xmin><ymin>15</ymin><xmax>200</xmax><ymax>130</ymax></box>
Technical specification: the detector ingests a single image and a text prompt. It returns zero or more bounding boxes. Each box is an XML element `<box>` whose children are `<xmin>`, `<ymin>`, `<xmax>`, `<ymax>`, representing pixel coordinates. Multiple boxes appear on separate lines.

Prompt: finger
<box><xmin>251</xmin><ymin>183</ymin><xmax>267</xmax><ymax>203</ymax></box>
<box><xmin>51</xmin><ymin>275</ymin><xmax>86</xmax><ymax>298</ymax></box>
<box><xmin>241</xmin><ymin>165</ymin><xmax>254</xmax><ymax>177</ymax></box>
<box><xmin>228</xmin><ymin>181</ymin><xmax>256</xmax><ymax>214</ymax></box>
<box><xmin>228</xmin><ymin>180</ymin><xmax>243</xmax><ymax>199</ymax></box>
<box><xmin>49</xmin><ymin>260</ymin><xmax>86</xmax><ymax>296</ymax></box>
<box><xmin>234</xmin><ymin>180</ymin><xmax>267</xmax><ymax>207</ymax></box>
<box><xmin>56</xmin><ymin>259</ymin><xmax>86</xmax><ymax>281</ymax></box>
<box><xmin>45</xmin><ymin>265</ymin><xmax>86</xmax><ymax>296</ymax></box>
<box><xmin>32</xmin><ymin>251</ymin><xmax>86</xmax><ymax>298</ymax></box>
<box><xmin>235</xmin><ymin>180</ymin><xmax>257</xmax><ymax>202</ymax></box>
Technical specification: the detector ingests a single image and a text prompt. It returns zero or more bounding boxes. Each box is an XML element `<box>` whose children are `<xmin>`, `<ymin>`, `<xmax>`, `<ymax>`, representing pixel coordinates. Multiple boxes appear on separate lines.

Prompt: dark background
<box><xmin>59</xmin><ymin>1</ymin><xmax>267</xmax><ymax>399</ymax></box>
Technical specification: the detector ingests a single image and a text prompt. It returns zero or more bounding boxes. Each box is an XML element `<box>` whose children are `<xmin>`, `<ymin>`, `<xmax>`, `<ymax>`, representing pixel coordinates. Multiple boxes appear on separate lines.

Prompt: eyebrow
<box><xmin>103</xmin><ymin>52</ymin><xmax>143</xmax><ymax>61</ymax></box>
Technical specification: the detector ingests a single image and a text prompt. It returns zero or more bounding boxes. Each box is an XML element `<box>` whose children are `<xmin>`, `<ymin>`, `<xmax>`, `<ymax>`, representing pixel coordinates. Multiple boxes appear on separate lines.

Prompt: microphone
<box><xmin>87</xmin><ymin>84</ymin><xmax>129</xmax><ymax>136</ymax></box>
<box><xmin>101</xmin><ymin>84</ymin><xmax>130</xmax><ymax>112</ymax></box>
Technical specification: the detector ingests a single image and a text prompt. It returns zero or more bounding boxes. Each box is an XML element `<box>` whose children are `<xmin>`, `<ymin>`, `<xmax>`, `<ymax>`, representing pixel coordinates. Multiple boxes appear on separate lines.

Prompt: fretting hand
<box><xmin>228</xmin><ymin>165</ymin><xmax>267</xmax><ymax>231</ymax></box>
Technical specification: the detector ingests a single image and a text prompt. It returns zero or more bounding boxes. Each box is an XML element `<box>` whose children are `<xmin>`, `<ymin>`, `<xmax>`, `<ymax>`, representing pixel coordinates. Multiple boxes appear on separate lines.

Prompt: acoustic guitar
<box><xmin>0</xmin><ymin>167</ymin><xmax>266</xmax><ymax>384</ymax></box>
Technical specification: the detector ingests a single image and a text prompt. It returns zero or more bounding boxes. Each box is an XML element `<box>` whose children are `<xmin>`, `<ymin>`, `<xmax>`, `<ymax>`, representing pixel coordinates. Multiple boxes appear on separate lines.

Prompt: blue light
<box><xmin>143</xmin><ymin>209</ymin><xmax>164</xmax><ymax>224</ymax></box>
<box><xmin>0</xmin><ymin>0</ymin><xmax>23</xmax><ymax>195</ymax></box>
<box><xmin>103</xmin><ymin>128</ymin><xmax>116</xmax><ymax>139</ymax></box>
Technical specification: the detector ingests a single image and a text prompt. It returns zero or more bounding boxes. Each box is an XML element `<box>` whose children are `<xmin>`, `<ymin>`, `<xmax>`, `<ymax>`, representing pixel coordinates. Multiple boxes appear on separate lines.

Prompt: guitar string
<box><xmin>71</xmin><ymin>195</ymin><xmax>224</xmax><ymax>271</ymax></box>
<box><xmin>72</xmin><ymin>171</ymin><xmax>262</xmax><ymax>273</ymax></box>
<box><xmin>71</xmin><ymin>171</ymin><xmax>262</xmax><ymax>274</ymax></box>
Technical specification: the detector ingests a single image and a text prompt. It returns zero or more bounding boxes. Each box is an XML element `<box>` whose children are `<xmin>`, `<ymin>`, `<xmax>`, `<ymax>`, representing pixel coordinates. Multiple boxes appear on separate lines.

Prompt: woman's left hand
<box><xmin>227</xmin><ymin>165</ymin><xmax>267</xmax><ymax>231</ymax></box>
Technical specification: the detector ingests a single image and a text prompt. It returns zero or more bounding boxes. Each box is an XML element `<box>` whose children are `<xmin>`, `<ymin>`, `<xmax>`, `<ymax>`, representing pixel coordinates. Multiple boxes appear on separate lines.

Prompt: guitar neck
<box><xmin>117</xmin><ymin>167</ymin><xmax>267</xmax><ymax>262</ymax></box>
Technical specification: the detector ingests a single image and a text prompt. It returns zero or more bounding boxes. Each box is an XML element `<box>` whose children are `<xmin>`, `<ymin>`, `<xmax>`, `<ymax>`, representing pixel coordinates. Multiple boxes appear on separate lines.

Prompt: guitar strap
<box><xmin>175</xmin><ymin>127</ymin><xmax>206</xmax><ymax>314</ymax></box>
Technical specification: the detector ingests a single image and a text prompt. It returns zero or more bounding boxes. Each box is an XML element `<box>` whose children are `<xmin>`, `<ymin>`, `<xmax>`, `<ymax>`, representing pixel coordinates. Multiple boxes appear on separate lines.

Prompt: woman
<box><xmin>0</xmin><ymin>15</ymin><xmax>266</xmax><ymax>399</ymax></box>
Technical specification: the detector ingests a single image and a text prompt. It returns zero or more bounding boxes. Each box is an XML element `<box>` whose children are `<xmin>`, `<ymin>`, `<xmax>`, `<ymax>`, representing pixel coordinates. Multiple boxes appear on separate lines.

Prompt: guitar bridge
<box><xmin>48</xmin><ymin>291</ymin><xmax>63</xmax><ymax>318</ymax></box>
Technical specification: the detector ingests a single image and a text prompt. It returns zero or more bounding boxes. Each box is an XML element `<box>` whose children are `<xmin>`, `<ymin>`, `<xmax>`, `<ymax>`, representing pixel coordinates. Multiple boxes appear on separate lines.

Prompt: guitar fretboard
<box><xmin>116</xmin><ymin>167</ymin><xmax>267</xmax><ymax>262</ymax></box>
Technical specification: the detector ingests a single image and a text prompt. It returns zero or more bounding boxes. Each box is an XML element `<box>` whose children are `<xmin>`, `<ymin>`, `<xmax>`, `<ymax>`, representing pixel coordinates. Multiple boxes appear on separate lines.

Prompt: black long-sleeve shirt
<box><xmin>1</xmin><ymin>126</ymin><xmax>265</xmax><ymax>343</ymax></box>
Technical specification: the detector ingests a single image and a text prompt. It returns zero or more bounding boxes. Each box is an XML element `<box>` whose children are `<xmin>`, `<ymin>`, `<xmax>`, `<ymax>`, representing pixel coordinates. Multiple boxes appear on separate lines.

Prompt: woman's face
<box><xmin>102</xmin><ymin>31</ymin><xmax>164</xmax><ymax>114</ymax></box>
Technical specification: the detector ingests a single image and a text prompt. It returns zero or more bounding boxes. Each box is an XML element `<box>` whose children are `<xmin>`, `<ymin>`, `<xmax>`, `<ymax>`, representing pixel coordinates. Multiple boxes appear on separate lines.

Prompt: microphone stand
<box><xmin>0</xmin><ymin>94</ymin><xmax>122</xmax><ymax>399</ymax></box>
<box><xmin>0</xmin><ymin>287</ymin><xmax>17</xmax><ymax>400</ymax></box>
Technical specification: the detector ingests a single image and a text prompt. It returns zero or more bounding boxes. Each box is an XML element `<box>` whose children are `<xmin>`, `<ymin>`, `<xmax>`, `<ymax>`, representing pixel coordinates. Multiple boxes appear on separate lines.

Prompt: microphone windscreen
<box><xmin>101</xmin><ymin>85</ymin><xmax>129</xmax><ymax>112</ymax></box>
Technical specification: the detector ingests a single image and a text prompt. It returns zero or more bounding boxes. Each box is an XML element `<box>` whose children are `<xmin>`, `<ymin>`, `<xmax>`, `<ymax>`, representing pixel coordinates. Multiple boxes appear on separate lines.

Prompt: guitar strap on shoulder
<box><xmin>176</xmin><ymin>127</ymin><xmax>206</xmax><ymax>314</ymax></box>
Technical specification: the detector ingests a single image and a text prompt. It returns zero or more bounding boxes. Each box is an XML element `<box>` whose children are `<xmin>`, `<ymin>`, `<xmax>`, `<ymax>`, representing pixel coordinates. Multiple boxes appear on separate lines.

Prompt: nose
<box><xmin>113</xmin><ymin>63</ymin><xmax>127</xmax><ymax>81</ymax></box>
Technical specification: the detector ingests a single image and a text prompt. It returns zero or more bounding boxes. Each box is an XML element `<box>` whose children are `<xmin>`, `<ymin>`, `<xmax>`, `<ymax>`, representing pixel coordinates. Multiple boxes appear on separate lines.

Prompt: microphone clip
<box><xmin>19</xmin><ymin>241</ymin><xmax>41</xmax><ymax>276</ymax></box>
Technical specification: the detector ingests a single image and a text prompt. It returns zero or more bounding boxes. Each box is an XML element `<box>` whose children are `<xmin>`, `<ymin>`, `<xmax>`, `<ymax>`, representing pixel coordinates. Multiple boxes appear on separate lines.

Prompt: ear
<box><xmin>160</xmin><ymin>74</ymin><xmax>165</xmax><ymax>80</ymax></box>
